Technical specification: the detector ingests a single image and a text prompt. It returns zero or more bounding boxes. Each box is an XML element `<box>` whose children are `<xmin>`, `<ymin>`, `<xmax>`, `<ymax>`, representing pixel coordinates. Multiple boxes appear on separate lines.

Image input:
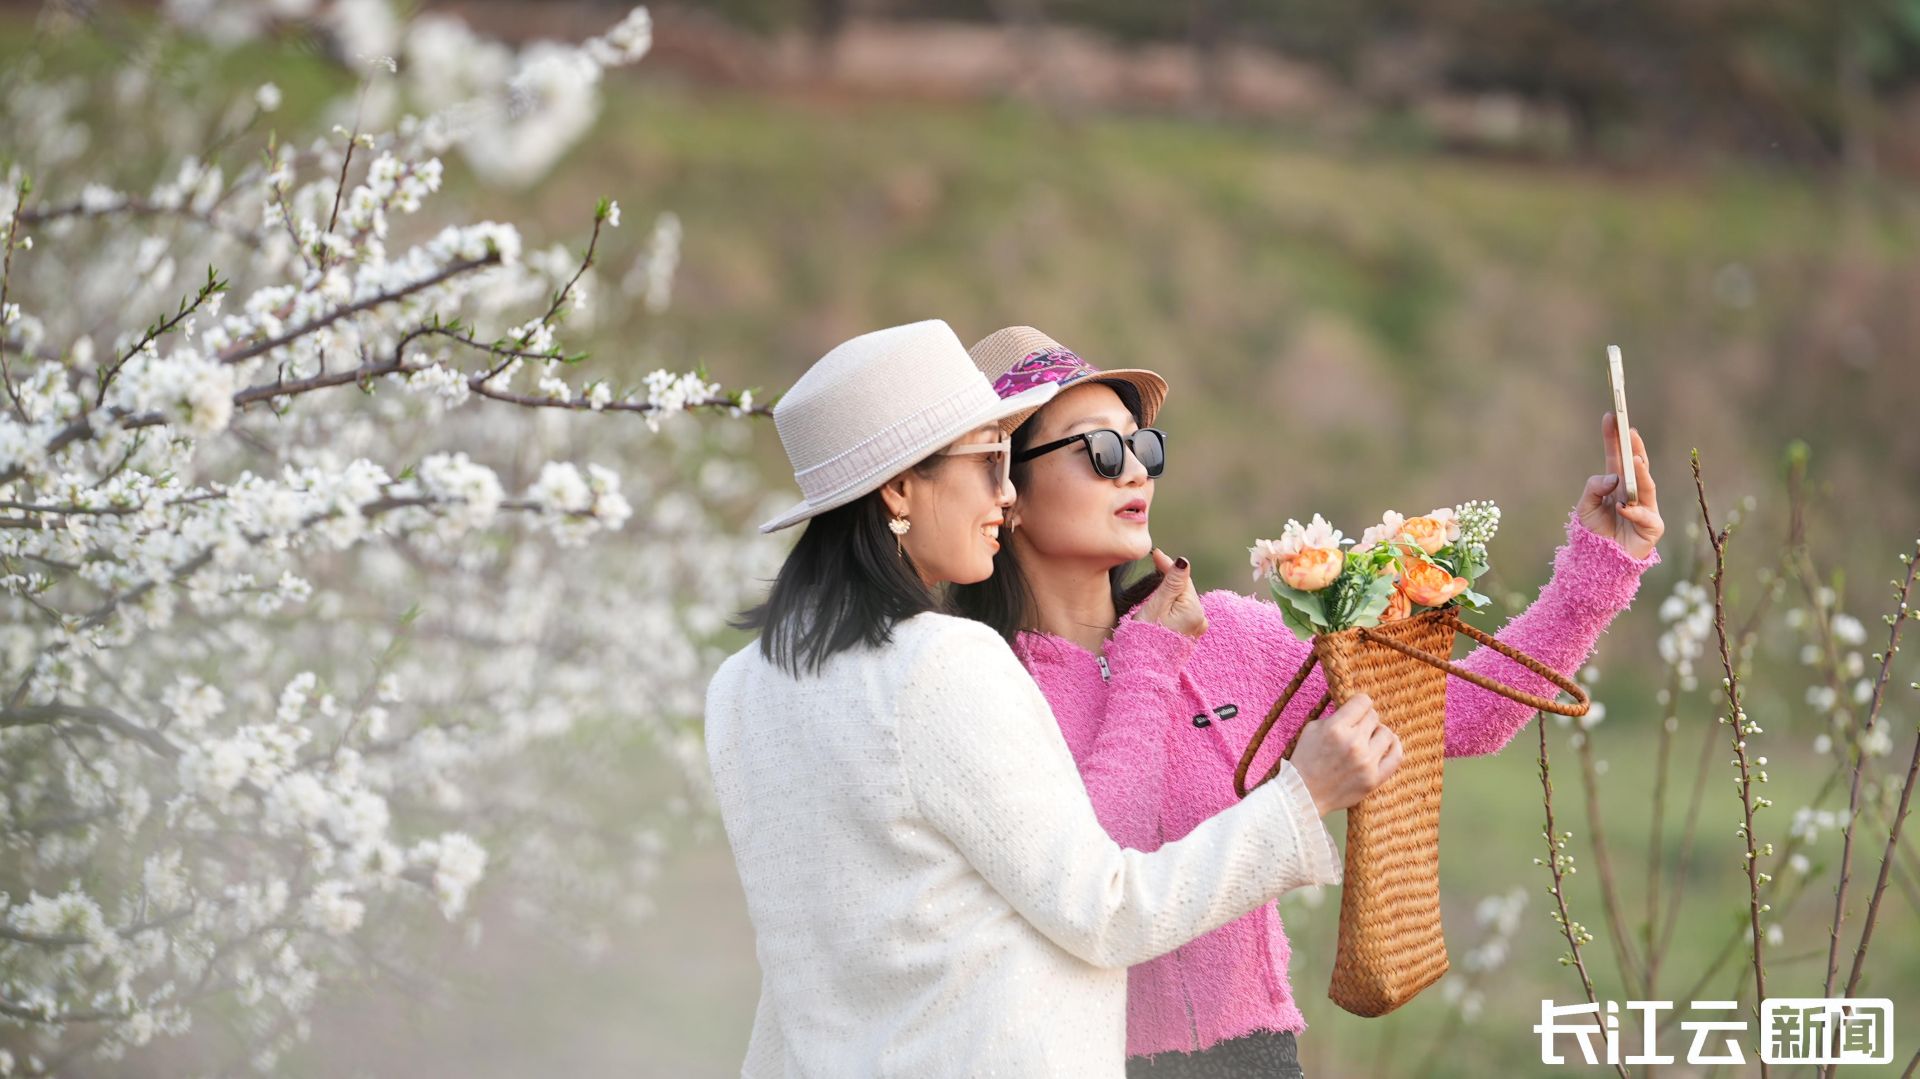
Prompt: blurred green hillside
<box><xmin>526</xmin><ymin>81</ymin><xmax>1920</xmax><ymax>595</ymax></box>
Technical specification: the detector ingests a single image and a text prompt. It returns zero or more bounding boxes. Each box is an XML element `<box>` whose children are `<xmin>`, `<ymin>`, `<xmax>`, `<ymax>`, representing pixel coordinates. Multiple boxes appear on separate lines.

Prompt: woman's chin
<box><xmin>1117</xmin><ymin>533</ymin><xmax>1154</xmax><ymax>564</ymax></box>
<box><xmin>952</xmin><ymin>557</ymin><xmax>996</xmax><ymax>586</ymax></box>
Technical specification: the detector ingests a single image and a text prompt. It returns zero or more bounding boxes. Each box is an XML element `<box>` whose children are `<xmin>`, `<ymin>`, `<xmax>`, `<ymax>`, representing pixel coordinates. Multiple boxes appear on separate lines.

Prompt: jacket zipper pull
<box><xmin>1096</xmin><ymin>655</ymin><xmax>1111</xmax><ymax>682</ymax></box>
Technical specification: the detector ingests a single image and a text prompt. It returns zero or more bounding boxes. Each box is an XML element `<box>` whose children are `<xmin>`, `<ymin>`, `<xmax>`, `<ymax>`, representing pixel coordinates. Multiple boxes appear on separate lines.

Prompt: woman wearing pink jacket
<box><xmin>951</xmin><ymin>326</ymin><xmax>1667</xmax><ymax>1078</ymax></box>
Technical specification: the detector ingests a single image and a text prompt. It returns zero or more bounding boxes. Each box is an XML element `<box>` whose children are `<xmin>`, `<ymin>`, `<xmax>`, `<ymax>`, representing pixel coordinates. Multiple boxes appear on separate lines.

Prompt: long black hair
<box><xmin>732</xmin><ymin>454</ymin><xmax>950</xmax><ymax>677</ymax></box>
<box><xmin>949</xmin><ymin>381</ymin><xmax>1163</xmax><ymax>643</ymax></box>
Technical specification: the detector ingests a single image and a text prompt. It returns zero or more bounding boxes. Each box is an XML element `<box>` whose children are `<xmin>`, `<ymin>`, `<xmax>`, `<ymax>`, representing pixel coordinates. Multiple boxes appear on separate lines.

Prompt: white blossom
<box><xmin>1789</xmin><ymin>806</ymin><xmax>1841</xmax><ymax>843</ymax></box>
<box><xmin>1656</xmin><ymin>579</ymin><xmax>1714</xmax><ymax>692</ymax></box>
<box><xmin>402</xmin><ymin>362</ymin><xmax>471</xmax><ymax>406</ymax></box>
<box><xmin>302</xmin><ymin>880</ymin><xmax>366</xmax><ymax>936</ymax></box>
<box><xmin>583</xmin><ymin>7</ymin><xmax>652</xmax><ymax>66</ymax></box>
<box><xmin>1861</xmin><ymin>721</ymin><xmax>1894</xmax><ymax>757</ymax></box>
<box><xmin>79</xmin><ymin>182</ymin><xmax>120</xmax><ymax>213</ymax></box>
<box><xmin>415</xmin><ymin>832</ymin><xmax>487</xmax><ymax>918</ymax></box>
<box><xmin>641</xmin><ymin>366</ymin><xmax>721</xmax><ymax>431</ymax></box>
<box><xmin>326</xmin><ymin>0</ymin><xmax>401</xmax><ymax>63</ymax></box>
<box><xmin>530</xmin><ymin>460</ymin><xmax>592</xmax><ymax>513</ymax></box>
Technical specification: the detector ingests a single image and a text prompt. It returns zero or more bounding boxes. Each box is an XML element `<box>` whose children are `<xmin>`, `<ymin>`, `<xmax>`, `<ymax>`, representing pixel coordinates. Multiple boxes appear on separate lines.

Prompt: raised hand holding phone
<box><xmin>1576</xmin><ymin>344</ymin><xmax>1665</xmax><ymax>560</ymax></box>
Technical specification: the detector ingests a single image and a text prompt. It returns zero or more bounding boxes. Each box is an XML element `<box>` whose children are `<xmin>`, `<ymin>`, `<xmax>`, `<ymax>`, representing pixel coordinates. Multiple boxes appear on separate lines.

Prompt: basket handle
<box><xmin>1233</xmin><ymin>652</ymin><xmax>1332</xmax><ymax>798</ymax></box>
<box><xmin>1354</xmin><ymin>609</ymin><xmax>1591</xmax><ymax>718</ymax></box>
<box><xmin>1232</xmin><ymin>609</ymin><xmax>1591</xmax><ymax>799</ymax></box>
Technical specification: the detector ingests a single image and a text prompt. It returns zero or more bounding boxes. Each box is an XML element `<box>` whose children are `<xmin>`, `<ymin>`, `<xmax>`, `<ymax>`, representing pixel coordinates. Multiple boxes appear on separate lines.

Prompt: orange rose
<box><xmin>1400</xmin><ymin>515</ymin><xmax>1451</xmax><ymax>554</ymax></box>
<box><xmin>1400</xmin><ymin>557</ymin><xmax>1470</xmax><ymax>607</ymax></box>
<box><xmin>1278</xmin><ymin>547</ymin><xmax>1343</xmax><ymax>591</ymax></box>
<box><xmin>1379</xmin><ymin>585</ymin><xmax>1412</xmax><ymax>622</ymax></box>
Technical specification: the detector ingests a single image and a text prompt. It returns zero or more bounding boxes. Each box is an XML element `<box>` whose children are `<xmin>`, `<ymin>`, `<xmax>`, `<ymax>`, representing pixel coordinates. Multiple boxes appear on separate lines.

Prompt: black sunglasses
<box><xmin>1014</xmin><ymin>427</ymin><xmax>1166</xmax><ymax>479</ymax></box>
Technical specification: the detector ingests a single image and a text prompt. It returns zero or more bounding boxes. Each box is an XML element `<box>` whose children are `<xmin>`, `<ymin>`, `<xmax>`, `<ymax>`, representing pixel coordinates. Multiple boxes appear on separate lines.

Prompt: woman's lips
<box><xmin>1116</xmin><ymin>500</ymin><xmax>1148</xmax><ymax>523</ymax></box>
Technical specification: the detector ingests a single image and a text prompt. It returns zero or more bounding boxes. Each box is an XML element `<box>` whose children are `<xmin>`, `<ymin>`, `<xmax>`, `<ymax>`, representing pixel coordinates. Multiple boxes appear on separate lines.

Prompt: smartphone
<box><xmin>1607</xmin><ymin>345</ymin><xmax>1637</xmax><ymax>503</ymax></box>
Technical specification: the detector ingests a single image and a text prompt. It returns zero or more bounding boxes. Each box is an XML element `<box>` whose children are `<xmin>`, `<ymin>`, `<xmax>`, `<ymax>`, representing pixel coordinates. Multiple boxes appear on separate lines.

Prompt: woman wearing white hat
<box><xmin>704</xmin><ymin>319</ymin><xmax>1403</xmax><ymax>1077</ymax></box>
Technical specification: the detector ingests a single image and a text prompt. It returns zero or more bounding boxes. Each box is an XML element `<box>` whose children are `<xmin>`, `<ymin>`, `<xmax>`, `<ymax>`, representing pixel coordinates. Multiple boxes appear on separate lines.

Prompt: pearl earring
<box><xmin>889</xmin><ymin>514</ymin><xmax>910</xmax><ymax>556</ymax></box>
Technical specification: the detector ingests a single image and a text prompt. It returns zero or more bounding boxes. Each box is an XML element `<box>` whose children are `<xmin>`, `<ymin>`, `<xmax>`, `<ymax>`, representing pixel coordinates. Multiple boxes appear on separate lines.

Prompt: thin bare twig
<box><xmin>1536</xmin><ymin>715</ymin><xmax>1631</xmax><ymax>1079</ymax></box>
<box><xmin>476</xmin><ymin>208</ymin><xmax>606</xmax><ymax>384</ymax></box>
<box><xmin>322</xmin><ymin>130</ymin><xmax>360</xmax><ymax>263</ymax></box>
<box><xmin>1690</xmin><ymin>448</ymin><xmax>1771</xmax><ymax>1078</ymax></box>
<box><xmin>1660</xmin><ymin>837</ymin><xmax>1820</xmax><ymax>1037</ymax></box>
<box><xmin>1837</xmin><ymin>537</ymin><xmax>1919</xmax><ymax>994</ymax></box>
<box><xmin>95</xmin><ymin>267</ymin><xmax>228</xmax><ymax>407</ymax></box>
<box><xmin>0</xmin><ymin>906</ymin><xmax>193</xmax><ymax>948</ymax></box>
<box><xmin>0</xmin><ymin>701</ymin><xmax>178</xmax><ymax>758</ymax></box>
<box><xmin>217</xmin><ymin>253</ymin><xmax>499</xmax><ymax>367</ymax></box>
<box><xmin>1656</xmin><ymin>458</ymin><xmax>1804</xmax><ymax>976</ymax></box>
<box><xmin>16</xmin><ymin>194</ymin><xmax>260</xmax><ymax>246</ymax></box>
<box><xmin>1658</xmin><ymin>564</ymin><xmax>1789</xmax><ymax>964</ymax></box>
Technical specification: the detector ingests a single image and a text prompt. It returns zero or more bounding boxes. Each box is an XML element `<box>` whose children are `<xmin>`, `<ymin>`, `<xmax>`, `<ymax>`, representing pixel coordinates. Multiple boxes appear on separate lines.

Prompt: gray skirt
<box><xmin>1125</xmin><ymin>1030</ymin><xmax>1306</xmax><ymax>1079</ymax></box>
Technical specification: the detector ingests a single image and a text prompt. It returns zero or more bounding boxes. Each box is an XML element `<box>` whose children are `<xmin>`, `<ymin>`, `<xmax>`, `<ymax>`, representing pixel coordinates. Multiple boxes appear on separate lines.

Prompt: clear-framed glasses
<box><xmin>1014</xmin><ymin>427</ymin><xmax>1166</xmax><ymax>479</ymax></box>
<box><xmin>938</xmin><ymin>438</ymin><xmax>1013</xmax><ymax>493</ymax></box>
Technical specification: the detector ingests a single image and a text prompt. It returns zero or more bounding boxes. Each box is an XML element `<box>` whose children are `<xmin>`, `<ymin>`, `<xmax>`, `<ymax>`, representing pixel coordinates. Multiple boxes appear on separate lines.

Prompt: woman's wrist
<box><xmin>1554</xmin><ymin>506</ymin><xmax>1663</xmax><ymax>615</ymax></box>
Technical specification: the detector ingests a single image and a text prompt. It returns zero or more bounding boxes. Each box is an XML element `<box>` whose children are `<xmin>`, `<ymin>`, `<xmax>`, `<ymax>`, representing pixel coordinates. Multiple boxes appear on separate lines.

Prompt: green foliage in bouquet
<box><xmin>1252</xmin><ymin>502</ymin><xmax>1502</xmax><ymax>642</ymax></box>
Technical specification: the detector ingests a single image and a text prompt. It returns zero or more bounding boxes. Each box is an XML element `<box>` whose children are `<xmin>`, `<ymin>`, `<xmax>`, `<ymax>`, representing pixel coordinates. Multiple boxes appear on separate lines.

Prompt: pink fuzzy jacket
<box><xmin>1009</xmin><ymin>508</ymin><xmax>1662</xmax><ymax>1060</ymax></box>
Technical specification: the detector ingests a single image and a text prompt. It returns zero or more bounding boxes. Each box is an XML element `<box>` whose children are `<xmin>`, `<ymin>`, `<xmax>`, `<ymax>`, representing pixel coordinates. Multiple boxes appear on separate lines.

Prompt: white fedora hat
<box><xmin>759</xmin><ymin>319</ymin><xmax>1059</xmax><ymax>533</ymax></box>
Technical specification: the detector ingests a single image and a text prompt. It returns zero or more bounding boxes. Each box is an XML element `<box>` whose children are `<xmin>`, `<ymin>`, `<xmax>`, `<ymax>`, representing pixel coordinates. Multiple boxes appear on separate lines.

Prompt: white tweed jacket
<box><xmin>703</xmin><ymin>611</ymin><xmax>1342</xmax><ymax>1078</ymax></box>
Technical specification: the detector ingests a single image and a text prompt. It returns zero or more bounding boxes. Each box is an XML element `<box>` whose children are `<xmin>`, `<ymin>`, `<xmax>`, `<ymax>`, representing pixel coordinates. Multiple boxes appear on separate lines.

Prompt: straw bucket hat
<box><xmin>758</xmin><ymin>319</ymin><xmax>1060</xmax><ymax>533</ymax></box>
<box><xmin>966</xmin><ymin>326</ymin><xmax>1168</xmax><ymax>428</ymax></box>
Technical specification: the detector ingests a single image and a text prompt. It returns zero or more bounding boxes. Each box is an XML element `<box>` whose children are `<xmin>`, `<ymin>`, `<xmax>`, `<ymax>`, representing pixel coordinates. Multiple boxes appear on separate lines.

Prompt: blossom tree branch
<box><xmin>1691</xmin><ymin>448</ymin><xmax>1773</xmax><ymax>1078</ymax></box>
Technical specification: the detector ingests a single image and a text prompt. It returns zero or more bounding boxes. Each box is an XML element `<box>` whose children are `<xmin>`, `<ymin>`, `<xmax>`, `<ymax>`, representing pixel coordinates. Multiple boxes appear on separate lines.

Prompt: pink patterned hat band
<box><xmin>989</xmin><ymin>347</ymin><xmax>1100</xmax><ymax>400</ymax></box>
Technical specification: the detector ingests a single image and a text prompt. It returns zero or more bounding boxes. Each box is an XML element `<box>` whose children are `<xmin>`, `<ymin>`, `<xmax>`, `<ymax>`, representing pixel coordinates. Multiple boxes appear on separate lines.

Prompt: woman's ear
<box><xmin>879</xmin><ymin>472</ymin><xmax>912</xmax><ymax>519</ymax></box>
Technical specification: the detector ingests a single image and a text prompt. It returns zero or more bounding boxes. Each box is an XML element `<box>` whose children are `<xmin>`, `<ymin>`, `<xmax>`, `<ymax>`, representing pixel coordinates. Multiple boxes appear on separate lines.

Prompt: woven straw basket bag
<box><xmin>1233</xmin><ymin>605</ymin><xmax>1589</xmax><ymax>1018</ymax></box>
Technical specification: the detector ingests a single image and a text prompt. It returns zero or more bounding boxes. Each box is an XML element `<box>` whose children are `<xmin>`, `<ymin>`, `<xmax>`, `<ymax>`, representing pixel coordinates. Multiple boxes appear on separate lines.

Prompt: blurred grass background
<box><xmin>8</xmin><ymin>3</ymin><xmax>1919</xmax><ymax>1073</ymax></box>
